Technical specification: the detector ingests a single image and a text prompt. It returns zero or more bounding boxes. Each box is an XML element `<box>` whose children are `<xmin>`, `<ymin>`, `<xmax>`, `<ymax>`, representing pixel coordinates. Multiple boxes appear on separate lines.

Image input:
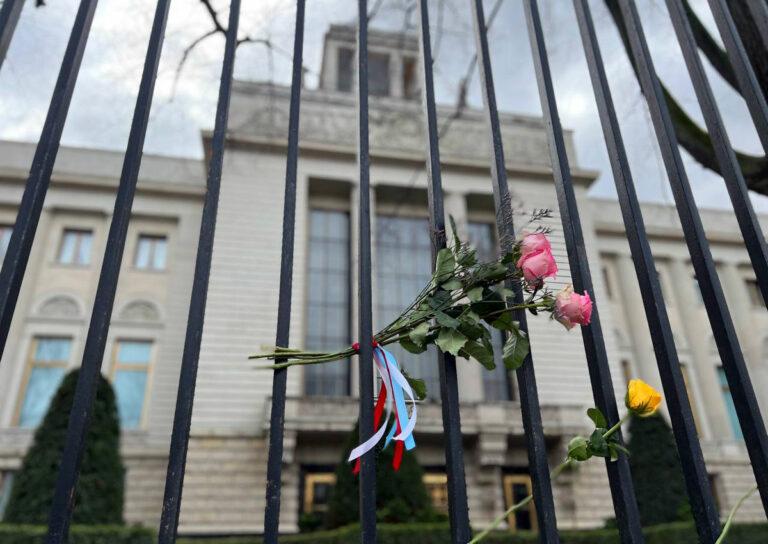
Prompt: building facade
<box><xmin>0</xmin><ymin>24</ymin><xmax>765</xmax><ymax>535</ymax></box>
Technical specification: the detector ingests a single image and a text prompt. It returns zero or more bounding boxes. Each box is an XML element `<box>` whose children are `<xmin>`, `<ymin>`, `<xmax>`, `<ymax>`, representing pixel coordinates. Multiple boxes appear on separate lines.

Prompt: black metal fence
<box><xmin>0</xmin><ymin>0</ymin><xmax>767</xmax><ymax>543</ymax></box>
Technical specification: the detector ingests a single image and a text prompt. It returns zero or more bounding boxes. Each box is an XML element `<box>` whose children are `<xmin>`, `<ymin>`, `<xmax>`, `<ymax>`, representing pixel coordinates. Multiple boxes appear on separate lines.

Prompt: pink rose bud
<box><xmin>517</xmin><ymin>247</ymin><xmax>558</xmax><ymax>286</ymax></box>
<box><xmin>554</xmin><ymin>285</ymin><xmax>593</xmax><ymax>330</ymax></box>
<box><xmin>519</xmin><ymin>232</ymin><xmax>551</xmax><ymax>258</ymax></box>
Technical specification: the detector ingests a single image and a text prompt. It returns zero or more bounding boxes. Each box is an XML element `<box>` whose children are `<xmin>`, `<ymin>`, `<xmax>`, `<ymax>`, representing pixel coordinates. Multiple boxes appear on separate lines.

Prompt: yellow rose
<box><xmin>625</xmin><ymin>379</ymin><xmax>662</xmax><ymax>417</ymax></box>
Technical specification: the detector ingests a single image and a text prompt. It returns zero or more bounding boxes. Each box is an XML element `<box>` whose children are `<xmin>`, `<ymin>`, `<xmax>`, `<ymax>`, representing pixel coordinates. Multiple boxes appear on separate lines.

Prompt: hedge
<box><xmin>0</xmin><ymin>524</ymin><xmax>153</xmax><ymax>544</ymax></box>
<box><xmin>176</xmin><ymin>521</ymin><xmax>768</xmax><ymax>544</ymax></box>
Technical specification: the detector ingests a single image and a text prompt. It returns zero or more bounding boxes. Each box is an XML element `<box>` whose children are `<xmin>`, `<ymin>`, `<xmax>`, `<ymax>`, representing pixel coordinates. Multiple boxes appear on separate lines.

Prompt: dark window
<box><xmin>0</xmin><ymin>471</ymin><xmax>15</xmax><ymax>518</ymax></box>
<box><xmin>403</xmin><ymin>56</ymin><xmax>419</xmax><ymax>99</ymax></box>
<box><xmin>58</xmin><ymin>229</ymin><xmax>92</xmax><ymax>265</ymax></box>
<box><xmin>376</xmin><ymin>215</ymin><xmax>439</xmax><ymax>399</ymax></box>
<box><xmin>423</xmin><ymin>472</ymin><xmax>449</xmax><ymax>514</ymax></box>
<box><xmin>692</xmin><ymin>275</ymin><xmax>704</xmax><ymax>304</ymax></box>
<box><xmin>717</xmin><ymin>366</ymin><xmax>743</xmax><ymax>440</ymax></box>
<box><xmin>746</xmin><ymin>279</ymin><xmax>764</xmax><ymax>307</ymax></box>
<box><xmin>305</xmin><ymin>210</ymin><xmax>351</xmax><ymax>396</ymax></box>
<box><xmin>369</xmin><ymin>52</ymin><xmax>390</xmax><ymax>96</ymax></box>
<box><xmin>602</xmin><ymin>266</ymin><xmax>613</xmax><ymax>299</ymax></box>
<box><xmin>302</xmin><ymin>471</ymin><xmax>336</xmax><ymax>514</ymax></box>
<box><xmin>18</xmin><ymin>337</ymin><xmax>71</xmax><ymax>427</ymax></box>
<box><xmin>467</xmin><ymin>221</ymin><xmax>514</xmax><ymax>401</ymax></box>
<box><xmin>503</xmin><ymin>473</ymin><xmax>537</xmax><ymax>532</ymax></box>
<box><xmin>337</xmin><ymin>47</ymin><xmax>354</xmax><ymax>92</ymax></box>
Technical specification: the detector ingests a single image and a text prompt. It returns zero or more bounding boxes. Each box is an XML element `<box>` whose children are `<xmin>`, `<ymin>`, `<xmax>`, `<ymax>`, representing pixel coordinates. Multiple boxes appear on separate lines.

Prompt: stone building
<box><xmin>0</xmin><ymin>24</ymin><xmax>764</xmax><ymax>536</ymax></box>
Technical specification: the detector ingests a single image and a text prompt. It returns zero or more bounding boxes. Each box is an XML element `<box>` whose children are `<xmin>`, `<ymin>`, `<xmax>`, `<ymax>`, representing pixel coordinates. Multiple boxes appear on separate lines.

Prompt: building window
<box><xmin>302</xmin><ymin>472</ymin><xmax>336</xmax><ymax>514</ymax></box>
<box><xmin>503</xmin><ymin>473</ymin><xmax>537</xmax><ymax>532</ymax></box>
<box><xmin>692</xmin><ymin>275</ymin><xmax>704</xmax><ymax>304</ymax></box>
<box><xmin>305</xmin><ymin>210</ymin><xmax>351</xmax><ymax>397</ymax></box>
<box><xmin>369</xmin><ymin>52</ymin><xmax>390</xmax><ymax>96</ymax></box>
<box><xmin>680</xmin><ymin>363</ymin><xmax>701</xmax><ymax>435</ymax></box>
<box><xmin>602</xmin><ymin>266</ymin><xmax>613</xmax><ymax>299</ymax></box>
<box><xmin>0</xmin><ymin>471</ymin><xmax>14</xmax><ymax>518</ymax></box>
<box><xmin>467</xmin><ymin>221</ymin><xmax>513</xmax><ymax>402</ymax></box>
<box><xmin>717</xmin><ymin>366</ymin><xmax>743</xmax><ymax>440</ymax></box>
<box><xmin>377</xmin><ymin>215</ymin><xmax>439</xmax><ymax>399</ymax></box>
<box><xmin>112</xmin><ymin>340</ymin><xmax>152</xmax><ymax>429</ymax></box>
<box><xmin>620</xmin><ymin>359</ymin><xmax>632</xmax><ymax>384</ymax></box>
<box><xmin>135</xmin><ymin>235</ymin><xmax>167</xmax><ymax>271</ymax></box>
<box><xmin>337</xmin><ymin>47</ymin><xmax>354</xmax><ymax>92</ymax></box>
<box><xmin>58</xmin><ymin>229</ymin><xmax>92</xmax><ymax>265</ymax></box>
<box><xmin>17</xmin><ymin>337</ymin><xmax>71</xmax><ymax>427</ymax></box>
<box><xmin>0</xmin><ymin>225</ymin><xmax>12</xmax><ymax>260</ymax></box>
<box><xmin>403</xmin><ymin>56</ymin><xmax>419</xmax><ymax>99</ymax></box>
<box><xmin>708</xmin><ymin>473</ymin><xmax>722</xmax><ymax>515</ymax></box>
<box><xmin>745</xmin><ymin>279</ymin><xmax>764</xmax><ymax>308</ymax></box>
<box><xmin>423</xmin><ymin>472</ymin><xmax>449</xmax><ymax>514</ymax></box>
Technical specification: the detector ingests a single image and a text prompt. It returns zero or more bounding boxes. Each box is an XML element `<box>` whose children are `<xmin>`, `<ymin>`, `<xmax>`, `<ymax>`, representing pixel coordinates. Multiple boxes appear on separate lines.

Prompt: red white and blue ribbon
<box><xmin>350</xmin><ymin>345</ymin><xmax>417</xmax><ymax>472</ymax></box>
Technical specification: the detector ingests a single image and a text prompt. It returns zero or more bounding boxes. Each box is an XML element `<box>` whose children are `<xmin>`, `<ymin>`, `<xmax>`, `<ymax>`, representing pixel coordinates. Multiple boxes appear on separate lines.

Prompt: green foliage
<box><xmin>323</xmin><ymin>424</ymin><xmax>444</xmax><ymax>530</ymax></box>
<box><xmin>627</xmin><ymin>413</ymin><xmax>691</xmax><ymax>526</ymax></box>
<box><xmin>3</xmin><ymin>370</ymin><xmax>125</xmax><ymax>525</ymax></box>
<box><xmin>170</xmin><ymin>522</ymin><xmax>768</xmax><ymax>544</ymax></box>
<box><xmin>0</xmin><ymin>525</ymin><xmax>152</xmax><ymax>544</ymax></box>
<box><xmin>566</xmin><ymin>408</ymin><xmax>626</xmax><ymax>463</ymax></box>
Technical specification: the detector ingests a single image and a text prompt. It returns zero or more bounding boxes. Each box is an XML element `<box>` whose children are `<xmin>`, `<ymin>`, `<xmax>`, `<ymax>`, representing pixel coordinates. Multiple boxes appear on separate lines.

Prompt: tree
<box><xmin>627</xmin><ymin>413</ymin><xmax>692</xmax><ymax>526</ymax></box>
<box><xmin>3</xmin><ymin>369</ymin><xmax>125</xmax><ymax>524</ymax></box>
<box><xmin>324</xmin><ymin>422</ymin><xmax>444</xmax><ymax>529</ymax></box>
<box><xmin>605</xmin><ymin>0</ymin><xmax>768</xmax><ymax>196</ymax></box>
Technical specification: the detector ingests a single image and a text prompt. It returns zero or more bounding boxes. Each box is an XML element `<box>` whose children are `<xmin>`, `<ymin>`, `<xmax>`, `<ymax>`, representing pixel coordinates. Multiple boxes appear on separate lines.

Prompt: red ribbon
<box><xmin>353</xmin><ymin>378</ymin><xmax>404</xmax><ymax>474</ymax></box>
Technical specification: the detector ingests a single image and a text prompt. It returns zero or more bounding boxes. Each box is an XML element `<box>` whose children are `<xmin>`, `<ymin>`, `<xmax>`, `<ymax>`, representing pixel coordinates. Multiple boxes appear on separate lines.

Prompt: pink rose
<box><xmin>519</xmin><ymin>232</ymin><xmax>551</xmax><ymax>258</ymax></box>
<box><xmin>554</xmin><ymin>285</ymin><xmax>592</xmax><ymax>330</ymax></box>
<box><xmin>517</xmin><ymin>248</ymin><xmax>557</xmax><ymax>286</ymax></box>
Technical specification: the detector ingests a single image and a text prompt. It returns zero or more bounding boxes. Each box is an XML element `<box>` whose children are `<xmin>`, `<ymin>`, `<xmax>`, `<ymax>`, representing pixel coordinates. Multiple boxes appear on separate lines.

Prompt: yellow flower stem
<box><xmin>468</xmin><ymin>413</ymin><xmax>631</xmax><ymax>544</ymax></box>
<box><xmin>714</xmin><ymin>484</ymin><xmax>758</xmax><ymax>544</ymax></box>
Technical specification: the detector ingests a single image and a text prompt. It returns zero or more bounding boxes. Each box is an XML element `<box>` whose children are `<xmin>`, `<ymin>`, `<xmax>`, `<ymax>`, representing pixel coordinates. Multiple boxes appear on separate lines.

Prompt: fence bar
<box><xmin>263</xmin><ymin>1</ymin><xmax>305</xmax><ymax>541</ymax></box>
<box><xmin>618</xmin><ymin>0</ymin><xmax>768</xmax><ymax>516</ymax></box>
<box><xmin>746</xmin><ymin>0</ymin><xmax>768</xmax><ymax>51</ymax></box>
<box><xmin>521</xmin><ymin>2</ymin><xmax>644</xmax><ymax>543</ymax></box>
<box><xmin>0</xmin><ymin>0</ymin><xmax>23</xmax><ymax>68</ymax></box>
<box><xmin>705</xmin><ymin>0</ymin><xmax>768</xmax><ymax>154</ymax></box>
<box><xmin>356</xmin><ymin>1</ymin><xmax>377</xmax><ymax>542</ymax></box>
<box><xmin>665</xmin><ymin>0</ymin><xmax>768</xmax><ymax>308</ymax></box>
<box><xmin>572</xmin><ymin>0</ymin><xmax>722</xmax><ymax>540</ymax></box>
<box><xmin>157</xmin><ymin>0</ymin><xmax>240</xmax><ymax>540</ymax></box>
<box><xmin>416</xmin><ymin>2</ymin><xmax>471</xmax><ymax>542</ymax></box>
<box><xmin>0</xmin><ymin>0</ymin><xmax>98</xmax><ymax>363</ymax></box>
<box><xmin>44</xmin><ymin>0</ymin><xmax>173</xmax><ymax>541</ymax></box>
<box><xmin>470</xmin><ymin>1</ymin><xmax>559</xmax><ymax>540</ymax></box>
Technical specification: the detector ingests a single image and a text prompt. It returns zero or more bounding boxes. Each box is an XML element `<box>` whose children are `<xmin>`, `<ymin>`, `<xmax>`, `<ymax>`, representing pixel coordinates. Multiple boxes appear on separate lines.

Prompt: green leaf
<box><xmin>402</xmin><ymin>368</ymin><xmax>427</xmax><ymax>401</ymax></box>
<box><xmin>400</xmin><ymin>337</ymin><xmax>427</xmax><ymax>354</ymax></box>
<box><xmin>491</xmin><ymin>312</ymin><xmax>515</xmax><ymax>331</ymax></box>
<box><xmin>435</xmin><ymin>328</ymin><xmax>468</xmax><ymax>356</ymax></box>
<box><xmin>433</xmin><ymin>249</ymin><xmax>455</xmax><ymax>285</ymax></box>
<box><xmin>501</xmin><ymin>251</ymin><xmax>517</xmax><ymax>265</ymax></box>
<box><xmin>442</xmin><ymin>278</ymin><xmax>463</xmax><ymax>291</ymax></box>
<box><xmin>457</xmin><ymin>246</ymin><xmax>477</xmax><ymax>267</ymax></box>
<box><xmin>448</xmin><ymin>215</ymin><xmax>461</xmax><ymax>250</ymax></box>
<box><xmin>464</xmin><ymin>311</ymin><xmax>481</xmax><ymax>324</ymax></box>
<box><xmin>408</xmin><ymin>322</ymin><xmax>431</xmax><ymax>347</ymax></box>
<box><xmin>587</xmin><ymin>407</ymin><xmax>607</xmax><ymax>429</ymax></box>
<box><xmin>427</xmin><ymin>290</ymin><xmax>452</xmax><ymax>310</ymax></box>
<box><xmin>502</xmin><ymin>328</ymin><xmax>529</xmax><ymax>370</ymax></box>
<box><xmin>568</xmin><ymin>436</ymin><xmax>591</xmax><ymax>461</ymax></box>
<box><xmin>497</xmin><ymin>287</ymin><xmax>514</xmax><ymax>300</ymax></box>
<box><xmin>461</xmin><ymin>340</ymin><xmax>496</xmax><ymax>370</ymax></box>
<box><xmin>471</xmin><ymin>289</ymin><xmax>505</xmax><ymax>323</ymax></box>
<box><xmin>457</xmin><ymin>319</ymin><xmax>485</xmax><ymax>341</ymax></box>
<box><xmin>588</xmin><ymin>429</ymin><xmax>609</xmax><ymax>458</ymax></box>
<box><xmin>476</xmin><ymin>262</ymin><xmax>508</xmax><ymax>282</ymax></box>
<box><xmin>435</xmin><ymin>311</ymin><xmax>459</xmax><ymax>329</ymax></box>
<box><xmin>466</xmin><ymin>287</ymin><xmax>484</xmax><ymax>302</ymax></box>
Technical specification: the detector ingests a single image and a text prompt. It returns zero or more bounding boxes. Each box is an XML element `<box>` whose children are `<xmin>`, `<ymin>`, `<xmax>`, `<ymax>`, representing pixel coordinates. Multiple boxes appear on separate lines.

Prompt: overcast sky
<box><xmin>1</xmin><ymin>0</ymin><xmax>767</xmax><ymax>214</ymax></box>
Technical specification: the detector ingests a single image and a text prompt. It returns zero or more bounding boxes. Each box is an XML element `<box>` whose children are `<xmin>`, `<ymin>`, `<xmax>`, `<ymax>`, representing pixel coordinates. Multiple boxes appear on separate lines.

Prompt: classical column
<box><xmin>668</xmin><ymin>258</ymin><xmax>729</xmax><ymax>440</ymax></box>
<box><xmin>614</xmin><ymin>253</ymin><xmax>659</xmax><ymax>388</ymax></box>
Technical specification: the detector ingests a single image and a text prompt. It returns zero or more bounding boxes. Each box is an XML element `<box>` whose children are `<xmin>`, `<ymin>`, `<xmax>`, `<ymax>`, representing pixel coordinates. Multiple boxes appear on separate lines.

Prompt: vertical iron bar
<box><xmin>573</xmin><ymin>0</ymin><xmax>722</xmax><ymax>541</ymax></box>
<box><xmin>262</xmin><ymin>1</ymin><xmax>305</xmax><ymax>541</ymax></box>
<box><xmin>416</xmin><ymin>2</ymin><xmax>471</xmax><ymax>542</ymax></box>
<box><xmin>356</xmin><ymin>1</ymin><xmax>376</xmax><ymax>542</ymax></box>
<box><xmin>746</xmin><ymin>0</ymin><xmax>768</xmax><ymax>51</ymax></box>
<box><xmin>705</xmin><ymin>0</ymin><xmax>768</xmax><ymax>153</ymax></box>
<box><xmin>619</xmin><ymin>0</ymin><xmax>768</xmax><ymax>516</ymax></box>
<box><xmin>521</xmin><ymin>3</ymin><xmax>644</xmax><ymax>543</ymax></box>
<box><xmin>470</xmin><ymin>1</ymin><xmax>559</xmax><ymax>540</ymax></box>
<box><xmin>44</xmin><ymin>0</ymin><xmax>173</xmax><ymax>541</ymax></box>
<box><xmin>0</xmin><ymin>0</ymin><xmax>98</xmax><ymax>363</ymax></box>
<box><xmin>157</xmin><ymin>0</ymin><xmax>240</xmax><ymax>540</ymax></box>
<box><xmin>665</xmin><ymin>0</ymin><xmax>768</xmax><ymax>308</ymax></box>
<box><xmin>0</xmin><ymin>0</ymin><xmax>23</xmax><ymax>68</ymax></box>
